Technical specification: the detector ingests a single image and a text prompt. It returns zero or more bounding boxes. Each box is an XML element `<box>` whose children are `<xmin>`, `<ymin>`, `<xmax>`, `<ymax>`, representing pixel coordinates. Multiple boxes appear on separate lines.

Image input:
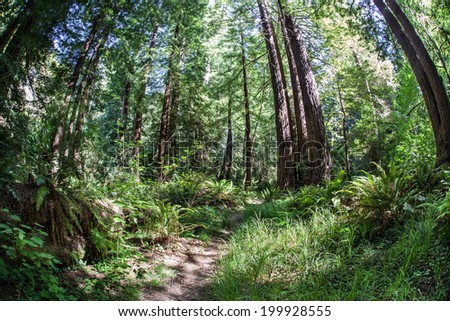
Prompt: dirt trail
<box><xmin>141</xmin><ymin>237</ymin><xmax>227</xmax><ymax>301</ymax></box>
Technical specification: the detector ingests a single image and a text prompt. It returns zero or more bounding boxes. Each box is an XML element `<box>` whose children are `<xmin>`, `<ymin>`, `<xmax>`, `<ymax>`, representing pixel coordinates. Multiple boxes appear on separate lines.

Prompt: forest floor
<box><xmin>61</xmin><ymin>211</ymin><xmax>243</xmax><ymax>301</ymax></box>
<box><xmin>139</xmin><ymin>211</ymin><xmax>243</xmax><ymax>300</ymax></box>
<box><xmin>140</xmin><ymin>236</ymin><xmax>226</xmax><ymax>300</ymax></box>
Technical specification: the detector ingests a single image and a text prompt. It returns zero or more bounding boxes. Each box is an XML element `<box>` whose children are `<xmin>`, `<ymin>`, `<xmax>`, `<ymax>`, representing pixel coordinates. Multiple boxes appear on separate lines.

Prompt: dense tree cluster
<box><xmin>1</xmin><ymin>0</ymin><xmax>448</xmax><ymax>191</ymax></box>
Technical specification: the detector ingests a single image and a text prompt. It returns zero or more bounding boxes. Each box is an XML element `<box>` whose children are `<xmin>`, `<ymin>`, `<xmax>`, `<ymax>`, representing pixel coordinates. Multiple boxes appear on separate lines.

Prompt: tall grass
<box><xmin>212</xmin><ymin>209</ymin><xmax>447</xmax><ymax>300</ymax></box>
<box><xmin>211</xmin><ymin>165</ymin><xmax>450</xmax><ymax>300</ymax></box>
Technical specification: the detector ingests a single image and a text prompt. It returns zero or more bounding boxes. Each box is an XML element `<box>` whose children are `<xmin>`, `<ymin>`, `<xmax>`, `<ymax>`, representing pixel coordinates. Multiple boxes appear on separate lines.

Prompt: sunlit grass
<box><xmin>212</xmin><ymin>203</ymin><xmax>448</xmax><ymax>300</ymax></box>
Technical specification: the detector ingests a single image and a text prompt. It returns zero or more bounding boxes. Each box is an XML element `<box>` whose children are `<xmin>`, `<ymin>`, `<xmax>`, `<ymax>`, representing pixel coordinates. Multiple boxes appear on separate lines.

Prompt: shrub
<box><xmin>0</xmin><ymin>209</ymin><xmax>70</xmax><ymax>300</ymax></box>
<box><xmin>288</xmin><ymin>170</ymin><xmax>347</xmax><ymax>217</ymax></box>
<box><xmin>343</xmin><ymin>163</ymin><xmax>418</xmax><ymax>230</ymax></box>
<box><xmin>156</xmin><ymin>173</ymin><xmax>244</xmax><ymax>208</ymax></box>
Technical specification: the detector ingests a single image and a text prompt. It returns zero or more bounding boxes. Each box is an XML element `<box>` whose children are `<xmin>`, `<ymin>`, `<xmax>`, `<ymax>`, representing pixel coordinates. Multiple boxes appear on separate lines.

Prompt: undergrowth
<box><xmin>1</xmin><ymin>165</ymin><xmax>449</xmax><ymax>301</ymax></box>
<box><xmin>0</xmin><ymin>172</ymin><xmax>244</xmax><ymax>300</ymax></box>
<box><xmin>211</xmin><ymin>165</ymin><xmax>450</xmax><ymax>300</ymax></box>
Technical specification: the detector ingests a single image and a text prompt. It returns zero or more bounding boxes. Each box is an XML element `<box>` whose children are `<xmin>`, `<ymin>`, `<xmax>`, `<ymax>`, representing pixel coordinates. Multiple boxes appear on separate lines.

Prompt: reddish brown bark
<box><xmin>374</xmin><ymin>0</ymin><xmax>450</xmax><ymax>167</ymax></box>
<box><xmin>283</xmin><ymin>11</ymin><xmax>332</xmax><ymax>184</ymax></box>
<box><xmin>278</xmin><ymin>0</ymin><xmax>308</xmax><ymax>184</ymax></box>
<box><xmin>258</xmin><ymin>0</ymin><xmax>296</xmax><ymax>189</ymax></box>
<box><xmin>157</xmin><ymin>24</ymin><xmax>179</xmax><ymax>181</ymax></box>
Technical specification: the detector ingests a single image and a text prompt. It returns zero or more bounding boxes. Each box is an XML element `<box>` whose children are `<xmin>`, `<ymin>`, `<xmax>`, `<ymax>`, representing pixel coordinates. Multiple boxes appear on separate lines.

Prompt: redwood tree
<box><xmin>282</xmin><ymin>6</ymin><xmax>332</xmax><ymax>184</ymax></box>
<box><xmin>258</xmin><ymin>0</ymin><xmax>296</xmax><ymax>189</ymax></box>
<box><xmin>278</xmin><ymin>0</ymin><xmax>308</xmax><ymax>184</ymax></box>
<box><xmin>373</xmin><ymin>0</ymin><xmax>450</xmax><ymax>168</ymax></box>
<box><xmin>157</xmin><ymin>24</ymin><xmax>180</xmax><ymax>181</ymax></box>
<box><xmin>50</xmin><ymin>12</ymin><xmax>104</xmax><ymax>179</ymax></box>
<box><xmin>131</xmin><ymin>23</ymin><xmax>159</xmax><ymax>177</ymax></box>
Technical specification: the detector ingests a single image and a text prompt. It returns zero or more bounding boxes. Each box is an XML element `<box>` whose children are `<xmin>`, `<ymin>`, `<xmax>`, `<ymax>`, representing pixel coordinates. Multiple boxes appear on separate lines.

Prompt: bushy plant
<box><xmin>156</xmin><ymin>173</ymin><xmax>244</xmax><ymax>208</ymax></box>
<box><xmin>259</xmin><ymin>187</ymin><xmax>282</xmax><ymax>202</ymax></box>
<box><xmin>0</xmin><ymin>209</ymin><xmax>70</xmax><ymax>300</ymax></box>
<box><xmin>343</xmin><ymin>163</ymin><xmax>419</xmax><ymax>230</ymax></box>
<box><xmin>288</xmin><ymin>170</ymin><xmax>347</xmax><ymax>217</ymax></box>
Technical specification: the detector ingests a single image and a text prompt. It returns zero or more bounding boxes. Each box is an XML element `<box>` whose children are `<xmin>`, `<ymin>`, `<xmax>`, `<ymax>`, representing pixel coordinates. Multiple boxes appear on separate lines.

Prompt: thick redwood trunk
<box><xmin>157</xmin><ymin>25</ymin><xmax>179</xmax><ymax>181</ymax></box>
<box><xmin>241</xmin><ymin>33</ymin><xmax>253</xmax><ymax>189</ymax></box>
<box><xmin>284</xmin><ymin>12</ymin><xmax>332</xmax><ymax>184</ymax></box>
<box><xmin>168</xmin><ymin>38</ymin><xmax>185</xmax><ymax>164</ymax></box>
<box><xmin>258</xmin><ymin>0</ymin><xmax>296</xmax><ymax>189</ymax></box>
<box><xmin>373</xmin><ymin>0</ymin><xmax>450</xmax><ymax>167</ymax></box>
<box><xmin>278</xmin><ymin>0</ymin><xmax>308</xmax><ymax>184</ymax></box>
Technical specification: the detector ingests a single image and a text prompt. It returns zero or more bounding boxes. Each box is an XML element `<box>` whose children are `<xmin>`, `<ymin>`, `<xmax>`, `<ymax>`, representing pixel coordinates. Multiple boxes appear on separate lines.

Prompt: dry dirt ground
<box><xmin>140</xmin><ymin>237</ymin><xmax>227</xmax><ymax>301</ymax></box>
<box><xmin>61</xmin><ymin>213</ymin><xmax>242</xmax><ymax>300</ymax></box>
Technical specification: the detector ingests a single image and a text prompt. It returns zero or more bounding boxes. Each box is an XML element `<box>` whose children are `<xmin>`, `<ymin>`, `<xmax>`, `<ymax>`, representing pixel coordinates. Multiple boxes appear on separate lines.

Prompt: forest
<box><xmin>0</xmin><ymin>0</ymin><xmax>449</xmax><ymax>301</ymax></box>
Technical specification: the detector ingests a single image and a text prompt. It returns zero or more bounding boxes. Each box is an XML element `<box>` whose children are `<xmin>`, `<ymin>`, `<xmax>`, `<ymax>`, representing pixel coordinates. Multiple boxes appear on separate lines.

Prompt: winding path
<box><xmin>141</xmin><ymin>237</ymin><xmax>227</xmax><ymax>301</ymax></box>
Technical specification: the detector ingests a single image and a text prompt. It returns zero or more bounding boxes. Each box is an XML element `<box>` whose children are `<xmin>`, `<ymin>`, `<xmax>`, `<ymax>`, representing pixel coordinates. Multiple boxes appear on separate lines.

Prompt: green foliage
<box><xmin>2</xmin><ymin>0</ymin><xmax>449</xmax><ymax>303</ymax></box>
<box><xmin>0</xmin><ymin>209</ymin><xmax>70</xmax><ymax>300</ymax></box>
<box><xmin>180</xmin><ymin>206</ymin><xmax>229</xmax><ymax>241</ymax></box>
<box><xmin>288</xmin><ymin>170</ymin><xmax>346</xmax><ymax>216</ymax></box>
<box><xmin>156</xmin><ymin>173</ymin><xmax>245</xmax><ymax>208</ymax></box>
<box><xmin>259</xmin><ymin>187</ymin><xmax>282</xmax><ymax>202</ymax></box>
<box><xmin>35</xmin><ymin>185</ymin><xmax>50</xmax><ymax>211</ymax></box>
<box><xmin>343</xmin><ymin>163</ymin><xmax>419</xmax><ymax>231</ymax></box>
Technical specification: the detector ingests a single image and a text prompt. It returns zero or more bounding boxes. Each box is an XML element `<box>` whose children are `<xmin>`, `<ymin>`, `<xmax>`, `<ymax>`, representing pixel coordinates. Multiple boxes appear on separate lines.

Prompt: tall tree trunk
<box><xmin>373</xmin><ymin>0</ymin><xmax>450</xmax><ymax>167</ymax></box>
<box><xmin>283</xmin><ymin>10</ymin><xmax>332</xmax><ymax>184</ymax></box>
<box><xmin>418</xmin><ymin>20</ymin><xmax>450</xmax><ymax>87</ymax></box>
<box><xmin>168</xmin><ymin>90</ymin><xmax>179</xmax><ymax>162</ymax></box>
<box><xmin>131</xmin><ymin>24</ymin><xmax>159</xmax><ymax>179</ymax></box>
<box><xmin>0</xmin><ymin>1</ymin><xmax>34</xmax><ymax>54</ymax></box>
<box><xmin>50</xmin><ymin>14</ymin><xmax>103</xmax><ymax>179</ymax></box>
<box><xmin>118</xmin><ymin>79</ymin><xmax>131</xmax><ymax>167</ymax></box>
<box><xmin>168</xmin><ymin>38</ymin><xmax>185</xmax><ymax>164</ymax></box>
<box><xmin>61</xmin><ymin>23</ymin><xmax>113</xmax><ymax>171</ymax></box>
<box><xmin>218</xmin><ymin>95</ymin><xmax>233</xmax><ymax>180</ymax></box>
<box><xmin>337</xmin><ymin>80</ymin><xmax>351</xmax><ymax>176</ymax></box>
<box><xmin>157</xmin><ymin>24</ymin><xmax>179</xmax><ymax>182</ymax></box>
<box><xmin>278</xmin><ymin>0</ymin><xmax>308</xmax><ymax>184</ymax></box>
<box><xmin>241</xmin><ymin>33</ymin><xmax>253</xmax><ymax>189</ymax></box>
<box><xmin>72</xmin><ymin>34</ymin><xmax>107</xmax><ymax>172</ymax></box>
<box><xmin>258</xmin><ymin>0</ymin><xmax>296</xmax><ymax>189</ymax></box>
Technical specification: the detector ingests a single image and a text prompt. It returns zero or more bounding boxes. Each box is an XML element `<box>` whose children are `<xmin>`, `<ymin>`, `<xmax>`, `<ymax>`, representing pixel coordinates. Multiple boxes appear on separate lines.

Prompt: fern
<box><xmin>343</xmin><ymin>163</ymin><xmax>419</xmax><ymax>228</ymax></box>
<box><xmin>36</xmin><ymin>186</ymin><xmax>50</xmax><ymax>211</ymax></box>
